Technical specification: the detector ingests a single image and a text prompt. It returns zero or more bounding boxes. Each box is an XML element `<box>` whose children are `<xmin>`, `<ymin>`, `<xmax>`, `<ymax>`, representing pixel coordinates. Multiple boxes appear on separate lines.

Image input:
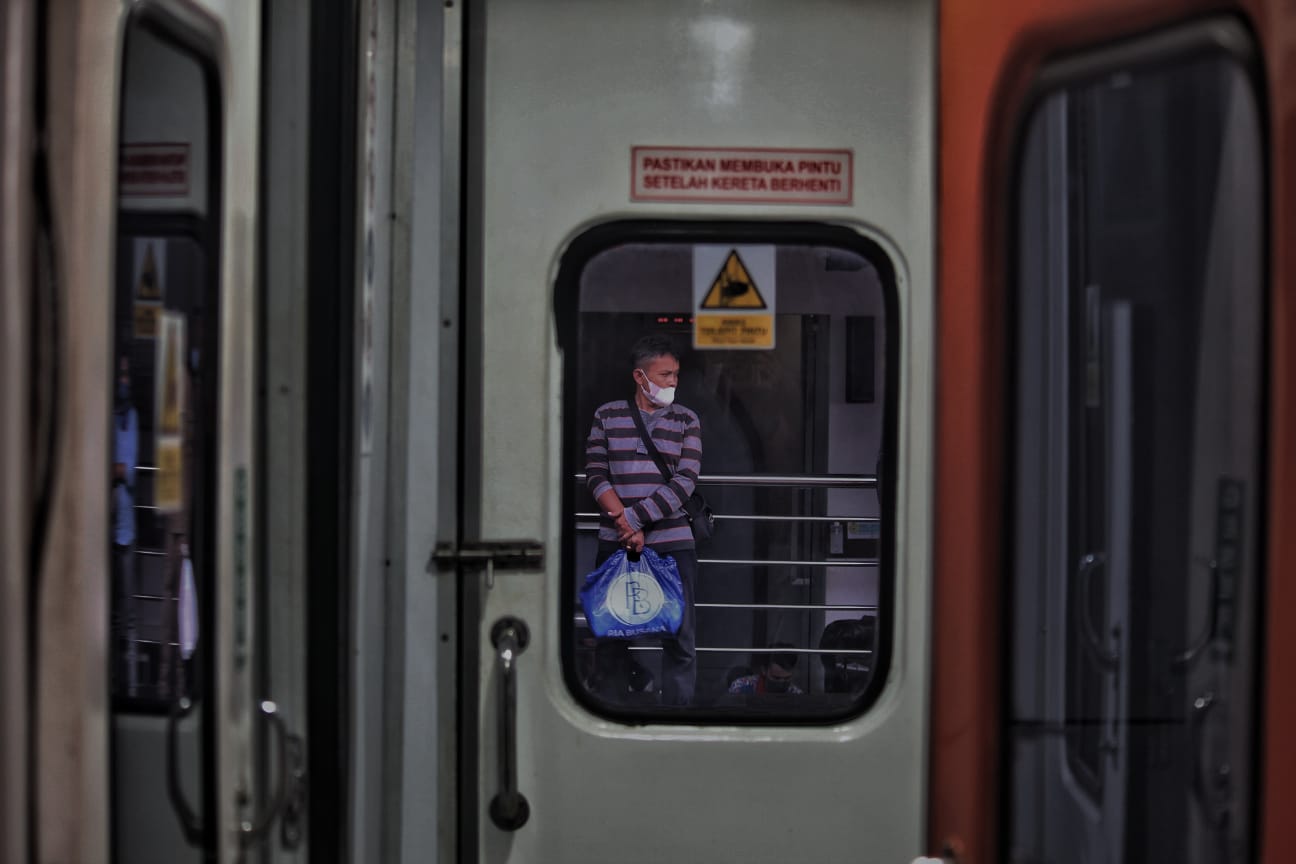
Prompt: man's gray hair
<box><xmin>629</xmin><ymin>334</ymin><xmax>677</xmax><ymax>370</ymax></box>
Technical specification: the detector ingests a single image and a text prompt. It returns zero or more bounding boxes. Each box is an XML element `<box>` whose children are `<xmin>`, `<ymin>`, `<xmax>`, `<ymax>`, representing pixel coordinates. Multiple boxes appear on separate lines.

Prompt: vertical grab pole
<box><xmin>488</xmin><ymin>617</ymin><xmax>530</xmax><ymax>830</ymax></box>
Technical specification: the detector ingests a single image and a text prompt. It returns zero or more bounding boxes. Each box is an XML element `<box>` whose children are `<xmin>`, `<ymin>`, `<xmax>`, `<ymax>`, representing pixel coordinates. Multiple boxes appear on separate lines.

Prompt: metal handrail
<box><xmin>574</xmin><ymin>472</ymin><xmax>876</xmax><ymax>489</ymax></box>
<box><xmin>628</xmin><ymin>646</ymin><xmax>873</xmax><ymax>655</ymax></box>
<box><xmin>573</xmin><ymin>474</ymin><xmax>881</xmax><ymax>659</ymax></box>
<box><xmin>700</xmin><ymin>558</ymin><xmax>876</xmax><ymax>568</ymax></box>
<box><xmin>717</xmin><ymin>514</ymin><xmax>878</xmax><ymax>523</ymax></box>
<box><xmin>575</xmin><ymin>602</ymin><xmax>875</xmax><ymax>625</ymax></box>
<box><xmin>576</xmin><ymin>512</ymin><xmax>878</xmax><ymax>524</ymax></box>
<box><xmin>696</xmin><ymin>602</ymin><xmax>877</xmax><ymax>611</ymax></box>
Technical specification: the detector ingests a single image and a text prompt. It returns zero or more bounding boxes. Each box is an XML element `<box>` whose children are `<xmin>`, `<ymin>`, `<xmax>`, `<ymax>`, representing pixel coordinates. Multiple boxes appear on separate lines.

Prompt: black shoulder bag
<box><xmin>628</xmin><ymin>405</ymin><xmax>715</xmax><ymax>543</ymax></box>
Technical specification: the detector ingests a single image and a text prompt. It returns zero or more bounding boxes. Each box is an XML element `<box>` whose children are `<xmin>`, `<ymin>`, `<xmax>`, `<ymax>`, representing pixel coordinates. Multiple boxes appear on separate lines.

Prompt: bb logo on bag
<box><xmin>607</xmin><ymin>569</ymin><xmax>665</xmax><ymax>626</ymax></box>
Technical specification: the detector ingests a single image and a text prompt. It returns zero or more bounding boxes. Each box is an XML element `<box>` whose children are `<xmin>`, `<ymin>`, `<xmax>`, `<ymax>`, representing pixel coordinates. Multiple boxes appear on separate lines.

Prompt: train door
<box><xmin>1007</xmin><ymin>21</ymin><xmax>1265</xmax><ymax>864</ymax></box>
<box><xmin>110</xmin><ymin>18</ymin><xmax>219</xmax><ymax>862</ymax></box>
<box><xmin>106</xmin><ymin>5</ymin><xmax>286</xmax><ymax>863</ymax></box>
<box><xmin>5</xmin><ymin>2</ymin><xmax>290</xmax><ymax>861</ymax></box>
<box><xmin>449</xmin><ymin>1</ymin><xmax>934</xmax><ymax>861</ymax></box>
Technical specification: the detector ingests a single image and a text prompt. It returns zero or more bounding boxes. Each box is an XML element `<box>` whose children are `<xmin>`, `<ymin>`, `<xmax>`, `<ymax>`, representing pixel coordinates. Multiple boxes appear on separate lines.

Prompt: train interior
<box><xmin>568</xmin><ymin>241</ymin><xmax>890</xmax><ymax>715</ymax></box>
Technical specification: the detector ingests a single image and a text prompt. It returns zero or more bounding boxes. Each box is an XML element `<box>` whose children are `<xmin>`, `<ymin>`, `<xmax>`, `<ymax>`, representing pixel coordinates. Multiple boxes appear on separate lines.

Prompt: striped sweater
<box><xmin>585</xmin><ymin>399</ymin><xmax>703</xmax><ymax>552</ymax></box>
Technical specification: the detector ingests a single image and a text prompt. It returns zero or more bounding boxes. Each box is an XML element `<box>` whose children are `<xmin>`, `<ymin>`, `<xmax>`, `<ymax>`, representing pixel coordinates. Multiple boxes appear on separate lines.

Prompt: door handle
<box><xmin>166</xmin><ymin>697</ymin><xmax>204</xmax><ymax>846</ymax></box>
<box><xmin>1189</xmin><ymin>690</ymin><xmax>1230</xmax><ymax>830</ymax></box>
<box><xmin>1172</xmin><ymin>557</ymin><xmax>1220</xmax><ymax>670</ymax></box>
<box><xmin>1076</xmin><ymin>553</ymin><xmax>1120</xmax><ymax>669</ymax></box>
<box><xmin>279</xmin><ymin>729</ymin><xmax>307</xmax><ymax>850</ymax></box>
<box><xmin>238</xmin><ymin>700</ymin><xmax>291</xmax><ymax>848</ymax></box>
<box><xmin>489</xmin><ymin>617</ymin><xmax>530</xmax><ymax>830</ymax></box>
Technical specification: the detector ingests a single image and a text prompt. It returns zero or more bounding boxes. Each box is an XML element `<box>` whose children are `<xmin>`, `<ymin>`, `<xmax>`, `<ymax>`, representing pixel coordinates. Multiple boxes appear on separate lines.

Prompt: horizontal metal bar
<box><xmin>695</xmin><ymin>603</ymin><xmax>877</xmax><ymax>612</ymax></box>
<box><xmin>717</xmin><ymin>514</ymin><xmax>879</xmax><ymax>523</ymax></box>
<box><xmin>135</xmin><ymin>465</ymin><xmax>158</xmax><ymax>472</ymax></box>
<box><xmin>574</xmin><ymin>473</ymin><xmax>876</xmax><ymax>489</ymax></box>
<box><xmin>135</xmin><ymin>550</ymin><xmax>168</xmax><ymax>558</ymax></box>
<box><xmin>699</xmin><ymin>558</ymin><xmax>877</xmax><ymax>568</ymax></box>
<box><xmin>626</xmin><ymin>646</ymin><xmax>873</xmax><ymax>655</ymax></box>
<box><xmin>575</xmin><ymin>512</ymin><xmax>878</xmax><ymax>524</ymax></box>
<box><xmin>574</xmin><ymin>604</ymin><xmax>875</xmax><ymax>629</ymax></box>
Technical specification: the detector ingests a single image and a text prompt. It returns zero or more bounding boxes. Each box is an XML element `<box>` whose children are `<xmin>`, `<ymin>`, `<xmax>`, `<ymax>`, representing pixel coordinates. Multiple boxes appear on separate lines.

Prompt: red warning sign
<box><xmin>632</xmin><ymin>146</ymin><xmax>852</xmax><ymax>205</ymax></box>
<box><xmin>119</xmin><ymin>142</ymin><xmax>191</xmax><ymax>197</ymax></box>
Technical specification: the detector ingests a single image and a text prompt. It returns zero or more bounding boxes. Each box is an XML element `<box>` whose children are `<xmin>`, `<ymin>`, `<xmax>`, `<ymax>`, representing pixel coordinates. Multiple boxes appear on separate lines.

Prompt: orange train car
<box><xmin>935</xmin><ymin>1</ymin><xmax>1296</xmax><ymax>861</ymax></box>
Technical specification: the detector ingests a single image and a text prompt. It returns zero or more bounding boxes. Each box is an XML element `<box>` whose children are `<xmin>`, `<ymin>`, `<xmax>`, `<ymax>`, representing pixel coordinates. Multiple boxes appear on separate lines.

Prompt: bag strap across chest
<box><xmin>628</xmin><ymin>401</ymin><xmax>673</xmax><ymax>482</ymax></box>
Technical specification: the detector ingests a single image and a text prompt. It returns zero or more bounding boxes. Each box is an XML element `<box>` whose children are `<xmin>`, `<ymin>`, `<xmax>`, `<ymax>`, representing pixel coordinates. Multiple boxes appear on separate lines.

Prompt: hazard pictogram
<box><xmin>700</xmin><ymin>250</ymin><xmax>768</xmax><ymax>309</ymax></box>
<box><xmin>137</xmin><ymin>242</ymin><xmax>161</xmax><ymax>300</ymax></box>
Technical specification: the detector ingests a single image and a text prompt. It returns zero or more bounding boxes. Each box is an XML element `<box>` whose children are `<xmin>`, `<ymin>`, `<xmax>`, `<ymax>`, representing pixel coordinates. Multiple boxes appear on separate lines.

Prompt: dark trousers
<box><xmin>111</xmin><ymin>542</ymin><xmax>139</xmax><ymax>696</ymax></box>
<box><xmin>593</xmin><ymin>545</ymin><xmax>697</xmax><ymax>706</ymax></box>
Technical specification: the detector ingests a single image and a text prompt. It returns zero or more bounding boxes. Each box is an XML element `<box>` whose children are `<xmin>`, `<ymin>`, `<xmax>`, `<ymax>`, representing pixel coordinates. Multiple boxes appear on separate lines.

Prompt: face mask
<box><xmin>638</xmin><ymin>372</ymin><xmax>676</xmax><ymax>407</ymax></box>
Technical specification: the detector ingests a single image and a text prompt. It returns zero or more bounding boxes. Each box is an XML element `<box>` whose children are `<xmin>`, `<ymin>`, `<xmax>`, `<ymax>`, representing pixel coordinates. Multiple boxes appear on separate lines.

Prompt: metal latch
<box><xmin>428</xmin><ymin>540</ymin><xmax>545</xmax><ymax>573</ymax></box>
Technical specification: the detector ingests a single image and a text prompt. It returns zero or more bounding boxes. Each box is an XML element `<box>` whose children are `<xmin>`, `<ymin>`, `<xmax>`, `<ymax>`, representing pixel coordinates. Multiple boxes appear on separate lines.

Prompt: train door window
<box><xmin>558</xmin><ymin>224</ymin><xmax>897</xmax><ymax>723</ymax></box>
<box><xmin>111</xmin><ymin>13</ymin><xmax>220</xmax><ymax>861</ymax></box>
<box><xmin>1008</xmin><ymin>22</ymin><xmax>1263</xmax><ymax>864</ymax></box>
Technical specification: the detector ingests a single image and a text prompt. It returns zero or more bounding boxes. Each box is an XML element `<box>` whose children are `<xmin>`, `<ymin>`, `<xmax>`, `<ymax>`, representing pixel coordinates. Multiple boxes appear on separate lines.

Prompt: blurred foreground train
<box><xmin>1</xmin><ymin>0</ymin><xmax>1293</xmax><ymax>862</ymax></box>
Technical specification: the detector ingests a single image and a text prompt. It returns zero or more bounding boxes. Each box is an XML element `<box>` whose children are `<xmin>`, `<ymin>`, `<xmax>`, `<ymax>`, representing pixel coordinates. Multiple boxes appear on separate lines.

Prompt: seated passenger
<box><xmin>723</xmin><ymin>664</ymin><xmax>754</xmax><ymax>689</ymax></box>
<box><xmin>727</xmin><ymin>644</ymin><xmax>802</xmax><ymax>695</ymax></box>
<box><xmin>819</xmin><ymin>617</ymin><xmax>875</xmax><ymax>693</ymax></box>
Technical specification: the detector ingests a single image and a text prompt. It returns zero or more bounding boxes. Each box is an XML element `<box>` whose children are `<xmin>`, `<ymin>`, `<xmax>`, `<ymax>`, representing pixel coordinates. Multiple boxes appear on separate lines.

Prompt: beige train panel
<box><xmin>0</xmin><ymin>0</ymin><xmax>37</xmax><ymax>861</ymax></box>
<box><xmin>37</xmin><ymin>0</ymin><xmax>123</xmax><ymax>861</ymax></box>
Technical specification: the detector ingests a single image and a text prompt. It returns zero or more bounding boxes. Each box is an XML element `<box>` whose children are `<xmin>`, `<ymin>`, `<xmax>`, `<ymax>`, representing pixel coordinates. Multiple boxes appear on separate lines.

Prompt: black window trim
<box><xmin>554</xmin><ymin>219</ymin><xmax>901</xmax><ymax>726</ymax></box>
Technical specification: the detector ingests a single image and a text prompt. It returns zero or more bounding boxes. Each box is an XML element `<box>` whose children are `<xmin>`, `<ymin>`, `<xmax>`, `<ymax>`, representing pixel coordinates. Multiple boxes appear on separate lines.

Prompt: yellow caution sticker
<box><xmin>136</xmin><ymin>240</ymin><xmax>163</xmax><ymax>300</ymax></box>
<box><xmin>693</xmin><ymin>245</ymin><xmax>776</xmax><ymax>350</ymax></box>
<box><xmin>155</xmin><ymin>437</ymin><xmax>184</xmax><ymax>514</ymax></box>
<box><xmin>157</xmin><ymin>312</ymin><xmax>186</xmax><ymax>437</ymax></box>
<box><xmin>695</xmin><ymin>315</ymin><xmax>774</xmax><ymax>348</ymax></box>
<box><xmin>155</xmin><ymin>311</ymin><xmax>187</xmax><ymax>514</ymax></box>
<box><xmin>133</xmin><ymin>303</ymin><xmax>161</xmax><ymax>340</ymax></box>
<box><xmin>701</xmin><ymin>250</ymin><xmax>768</xmax><ymax>309</ymax></box>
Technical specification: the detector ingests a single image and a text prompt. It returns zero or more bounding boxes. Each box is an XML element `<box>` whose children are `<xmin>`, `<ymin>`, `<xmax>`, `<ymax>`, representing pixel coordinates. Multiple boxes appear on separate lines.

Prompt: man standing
<box><xmin>585</xmin><ymin>335</ymin><xmax>702</xmax><ymax>706</ymax></box>
<box><xmin>112</xmin><ymin>353</ymin><xmax>140</xmax><ymax>699</ymax></box>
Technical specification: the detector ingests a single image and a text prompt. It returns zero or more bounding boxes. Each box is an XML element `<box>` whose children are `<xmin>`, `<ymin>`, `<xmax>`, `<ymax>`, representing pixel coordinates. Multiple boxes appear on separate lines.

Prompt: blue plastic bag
<box><xmin>579</xmin><ymin>548</ymin><xmax>684</xmax><ymax>638</ymax></box>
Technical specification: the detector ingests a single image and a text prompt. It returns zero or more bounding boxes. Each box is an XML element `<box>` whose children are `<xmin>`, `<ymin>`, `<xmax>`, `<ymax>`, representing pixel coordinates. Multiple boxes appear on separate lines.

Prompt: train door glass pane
<box><xmin>560</xmin><ymin>230</ymin><xmax>897</xmax><ymax>723</ymax></box>
<box><xmin>111</xmin><ymin>15</ymin><xmax>219</xmax><ymax>861</ymax></box>
<box><xmin>1009</xmin><ymin>36</ymin><xmax>1263</xmax><ymax>864</ymax></box>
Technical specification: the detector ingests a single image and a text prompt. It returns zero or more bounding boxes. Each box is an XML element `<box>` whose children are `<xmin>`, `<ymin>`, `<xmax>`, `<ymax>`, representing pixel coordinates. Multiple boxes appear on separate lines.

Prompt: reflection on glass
<box><xmin>1009</xmin><ymin>45</ymin><xmax>1263</xmax><ymax>864</ymax></box>
<box><xmin>112</xmin><ymin>354</ymin><xmax>141</xmax><ymax>699</ymax></box>
<box><xmin>568</xmin><ymin>241</ymin><xmax>891</xmax><ymax>720</ymax></box>
<box><xmin>111</xmin><ymin>15</ymin><xmax>215</xmax><ymax>863</ymax></box>
<box><xmin>112</xmin><ymin>234</ymin><xmax>204</xmax><ymax>709</ymax></box>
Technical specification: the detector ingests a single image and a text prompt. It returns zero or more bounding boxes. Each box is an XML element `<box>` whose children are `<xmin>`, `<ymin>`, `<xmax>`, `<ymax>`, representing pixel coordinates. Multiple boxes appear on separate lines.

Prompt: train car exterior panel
<box><xmin>464</xmin><ymin>0</ymin><xmax>934</xmax><ymax>860</ymax></box>
<box><xmin>936</xmin><ymin>1</ymin><xmax>1296</xmax><ymax>862</ymax></box>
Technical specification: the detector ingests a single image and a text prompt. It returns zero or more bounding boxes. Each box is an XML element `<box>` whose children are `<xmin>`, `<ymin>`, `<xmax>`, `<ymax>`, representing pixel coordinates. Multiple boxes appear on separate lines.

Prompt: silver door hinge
<box><xmin>427</xmin><ymin>540</ymin><xmax>545</xmax><ymax>572</ymax></box>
